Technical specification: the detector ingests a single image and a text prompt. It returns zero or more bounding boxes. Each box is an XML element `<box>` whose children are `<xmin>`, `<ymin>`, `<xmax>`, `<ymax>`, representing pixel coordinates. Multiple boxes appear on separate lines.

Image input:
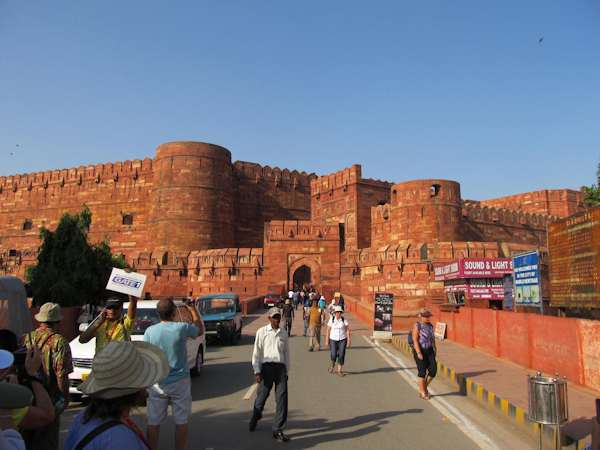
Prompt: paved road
<box><xmin>61</xmin><ymin>310</ymin><xmax>535</xmax><ymax>449</ymax></box>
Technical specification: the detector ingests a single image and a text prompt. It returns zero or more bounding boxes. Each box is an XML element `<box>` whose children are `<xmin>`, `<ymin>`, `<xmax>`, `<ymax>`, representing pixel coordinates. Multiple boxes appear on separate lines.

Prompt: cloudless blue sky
<box><xmin>1</xmin><ymin>1</ymin><xmax>599</xmax><ymax>199</ymax></box>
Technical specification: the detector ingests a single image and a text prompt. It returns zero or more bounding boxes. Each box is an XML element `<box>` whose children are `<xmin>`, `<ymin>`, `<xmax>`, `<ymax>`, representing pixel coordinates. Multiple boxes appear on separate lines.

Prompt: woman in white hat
<box><xmin>325</xmin><ymin>306</ymin><xmax>351</xmax><ymax>376</ymax></box>
<box><xmin>63</xmin><ymin>341</ymin><xmax>168</xmax><ymax>450</ymax></box>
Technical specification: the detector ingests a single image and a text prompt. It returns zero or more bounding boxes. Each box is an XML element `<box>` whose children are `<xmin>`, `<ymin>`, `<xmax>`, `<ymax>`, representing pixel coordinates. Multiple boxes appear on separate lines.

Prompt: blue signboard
<box><xmin>512</xmin><ymin>251</ymin><xmax>541</xmax><ymax>306</ymax></box>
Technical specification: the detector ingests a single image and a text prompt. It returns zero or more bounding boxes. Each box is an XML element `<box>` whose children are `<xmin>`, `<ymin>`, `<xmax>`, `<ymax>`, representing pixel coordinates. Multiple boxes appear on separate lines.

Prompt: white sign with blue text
<box><xmin>105</xmin><ymin>268</ymin><xmax>146</xmax><ymax>298</ymax></box>
<box><xmin>512</xmin><ymin>251</ymin><xmax>541</xmax><ymax>306</ymax></box>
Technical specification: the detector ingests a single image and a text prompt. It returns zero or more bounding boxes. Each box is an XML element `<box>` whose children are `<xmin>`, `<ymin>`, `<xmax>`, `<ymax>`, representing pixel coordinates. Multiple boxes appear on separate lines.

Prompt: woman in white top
<box><xmin>325</xmin><ymin>306</ymin><xmax>351</xmax><ymax>376</ymax></box>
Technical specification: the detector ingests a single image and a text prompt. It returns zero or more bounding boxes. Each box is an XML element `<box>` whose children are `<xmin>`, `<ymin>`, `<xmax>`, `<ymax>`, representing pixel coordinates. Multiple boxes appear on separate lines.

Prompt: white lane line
<box><xmin>363</xmin><ymin>336</ymin><xmax>500</xmax><ymax>450</ymax></box>
<box><xmin>243</xmin><ymin>383</ymin><xmax>258</xmax><ymax>400</ymax></box>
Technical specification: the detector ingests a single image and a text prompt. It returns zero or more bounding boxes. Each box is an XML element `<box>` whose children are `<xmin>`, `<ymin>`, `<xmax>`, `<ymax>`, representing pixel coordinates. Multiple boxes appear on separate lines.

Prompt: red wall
<box><xmin>429</xmin><ymin>306</ymin><xmax>600</xmax><ymax>390</ymax></box>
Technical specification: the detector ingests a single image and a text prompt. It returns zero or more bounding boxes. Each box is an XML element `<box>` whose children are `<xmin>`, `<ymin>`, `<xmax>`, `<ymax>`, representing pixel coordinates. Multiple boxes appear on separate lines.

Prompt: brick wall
<box><xmin>474</xmin><ymin>189</ymin><xmax>584</xmax><ymax>218</ymax></box>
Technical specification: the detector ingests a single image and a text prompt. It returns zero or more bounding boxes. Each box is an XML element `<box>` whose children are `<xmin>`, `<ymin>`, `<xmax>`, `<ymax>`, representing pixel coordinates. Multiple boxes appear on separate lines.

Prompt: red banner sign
<box><xmin>434</xmin><ymin>258</ymin><xmax>513</xmax><ymax>281</ymax></box>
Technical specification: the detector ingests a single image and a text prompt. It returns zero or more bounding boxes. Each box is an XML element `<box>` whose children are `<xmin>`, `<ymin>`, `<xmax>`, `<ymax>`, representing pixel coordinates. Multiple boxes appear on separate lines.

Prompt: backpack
<box><xmin>407</xmin><ymin>322</ymin><xmax>421</xmax><ymax>348</ymax></box>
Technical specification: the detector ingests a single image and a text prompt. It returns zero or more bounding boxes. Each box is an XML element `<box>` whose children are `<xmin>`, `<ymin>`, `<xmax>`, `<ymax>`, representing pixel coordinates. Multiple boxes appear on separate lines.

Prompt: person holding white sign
<box><xmin>79</xmin><ymin>295</ymin><xmax>138</xmax><ymax>353</ymax></box>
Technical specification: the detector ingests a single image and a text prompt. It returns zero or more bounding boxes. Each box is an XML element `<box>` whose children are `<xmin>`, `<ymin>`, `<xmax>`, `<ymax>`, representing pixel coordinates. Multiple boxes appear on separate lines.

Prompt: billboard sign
<box><xmin>373</xmin><ymin>292</ymin><xmax>393</xmax><ymax>340</ymax></box>
<box><xmin>434</xmin><ymin>258</ymin><xmax>513</xmax><ymax>281</ymax></box>
<box><xmin>513</xmin><ymin>251</ymin><xmax>541</xmax><ymax>306</ymax></box>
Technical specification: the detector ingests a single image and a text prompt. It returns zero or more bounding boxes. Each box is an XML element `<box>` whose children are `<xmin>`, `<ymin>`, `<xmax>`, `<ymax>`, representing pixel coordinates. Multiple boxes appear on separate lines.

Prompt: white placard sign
<box><xmin>434</xmin><ymin>322</ymin><xmax>447</xmax><ymax>341</ymax></box>
<box><xmin>105</xmin><ymin>268</ymin><xmax>146</xmax><ymax>298</ymax></box>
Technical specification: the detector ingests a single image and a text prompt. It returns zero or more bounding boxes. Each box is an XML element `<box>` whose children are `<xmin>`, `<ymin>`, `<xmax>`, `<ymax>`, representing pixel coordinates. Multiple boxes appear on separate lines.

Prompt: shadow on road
<box><xmin>182</xmin><ymin>407</ymin><xmax>423</xmax><ymax>449</ymax></box>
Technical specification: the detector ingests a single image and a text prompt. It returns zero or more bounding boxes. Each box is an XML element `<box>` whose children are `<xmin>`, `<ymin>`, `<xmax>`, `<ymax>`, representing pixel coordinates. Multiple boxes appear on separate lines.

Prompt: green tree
<box><xmin>26</xmin><ymin>207</ymin><xmax>128</xmax><ymax>307</ymax></box>
<box><xmin>582</xmin><ymin>162</ymin><xmax>600</xmax><ymax>207</ymax></box>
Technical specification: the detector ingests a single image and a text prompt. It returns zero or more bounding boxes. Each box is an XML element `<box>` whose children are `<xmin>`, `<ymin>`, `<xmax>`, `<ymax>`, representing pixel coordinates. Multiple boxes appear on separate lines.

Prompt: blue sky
<box><xmin>1</xmin><ymin>1</ymin><xmax>599</xmax><ymax>199</ymax></box>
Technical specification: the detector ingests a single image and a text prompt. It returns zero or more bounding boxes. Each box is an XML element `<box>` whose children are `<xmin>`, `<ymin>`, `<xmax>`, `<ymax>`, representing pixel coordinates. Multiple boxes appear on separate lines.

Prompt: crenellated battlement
<box><xmin>234</xmin><ymin>161</ymin><xmax>315</xmax><ymax>187</ymax></box>
<box><xmin>475</xmin><ymin>189</ymin><xmax>584</xmax><ymax>218</ymax></box>
<box><xmin>0</xmin><ymin>158</ymin><xmax>154</xmax><ymax>196</ymax></box>
<box><xmin>310</xmin><ymin>165</ymin><xmax>362</xmax><ymax>195</ymax></box>
<box><xmin>462</xmin><ymin>201</ymin><xmax>558</xmax><ymax>230</ymax></box>
<box><xmin>265</xmin><ymin>220</ymin><xmax>339</xmax><ymax>241</ymax></box>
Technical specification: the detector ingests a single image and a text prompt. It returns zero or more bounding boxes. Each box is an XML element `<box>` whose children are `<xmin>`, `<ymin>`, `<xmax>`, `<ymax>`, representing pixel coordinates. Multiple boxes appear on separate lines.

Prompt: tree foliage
<box><xmin>582</xmin><ymin>162</ymin><xmax>600</xmax><ymax>207</ymax></box>
<box><xmin>26</xmin><ymin>207</ymin><xmax>128</xmax><ymax>307</ymax></box>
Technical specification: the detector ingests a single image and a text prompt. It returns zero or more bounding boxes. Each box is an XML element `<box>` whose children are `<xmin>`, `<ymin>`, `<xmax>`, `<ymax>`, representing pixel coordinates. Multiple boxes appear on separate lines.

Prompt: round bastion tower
<box><xmin>389</xmin><ymin>179</ymin><xmax>462</xmax><ymax>242</ymax></box>
<box><xmin>149</xmin><ymin>141</ymin><xmax>235</xmax><ymax>251</ymax></box>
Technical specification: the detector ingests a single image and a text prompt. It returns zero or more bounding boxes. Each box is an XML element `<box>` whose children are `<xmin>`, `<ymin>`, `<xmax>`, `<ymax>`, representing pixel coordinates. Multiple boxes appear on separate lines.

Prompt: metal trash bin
<box><xmin>528</xmin><ymin>372</ymin><xmax>569</xmax><ymax>449</ymax></box>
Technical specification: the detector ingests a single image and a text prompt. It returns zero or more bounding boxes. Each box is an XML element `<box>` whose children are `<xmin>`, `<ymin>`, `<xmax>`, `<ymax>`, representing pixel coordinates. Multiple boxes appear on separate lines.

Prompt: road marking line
<box><xmin>363</xmin><ymin>336</ymin><xmax>500</xmax><ymax>450</ymax></box>
<box><xmin>243</xmin><ymin>383</ymin><xmax>258</xmax><ymax>400</ymax></box>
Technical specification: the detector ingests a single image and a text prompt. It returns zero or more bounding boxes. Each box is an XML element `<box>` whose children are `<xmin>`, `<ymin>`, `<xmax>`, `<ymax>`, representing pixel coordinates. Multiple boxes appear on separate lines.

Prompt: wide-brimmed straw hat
<box><xmin>79</xmin><ymin>341</ymin><xmax>168</xmax><ymax>399</ymax></box>
<box><xmin>333</xmin><ymin>305</ymin><xmax>343</xmax><ymax>313</ymax></box>
<box><xmin>35</xmin><ymin>302</ymin><xmax>62</xmax><ymax>323</ymax></box>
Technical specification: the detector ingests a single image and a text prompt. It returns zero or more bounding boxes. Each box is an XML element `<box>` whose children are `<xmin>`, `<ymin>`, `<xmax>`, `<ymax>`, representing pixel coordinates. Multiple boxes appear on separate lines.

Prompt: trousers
<box><xmin>329</xmin><ymin>338</ymin><xmax>347</xmax><ymax>365</ymax></box>
<box><xmin>252</xmin><ymin>362</ymin><xmax>288</xmax><ymax>432</ymax></box>
<box><xmin>308</xmin><ymin>326</ymin><xmax>321</xmax><ymax>350</ymax></box>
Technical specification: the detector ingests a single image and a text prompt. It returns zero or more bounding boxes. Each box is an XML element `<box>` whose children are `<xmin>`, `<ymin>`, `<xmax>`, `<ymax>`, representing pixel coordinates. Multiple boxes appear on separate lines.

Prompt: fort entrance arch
<box><xmin>288</xmin><ymin>257</ymin><xmax>321</xmax><ymax>291</ymax></box>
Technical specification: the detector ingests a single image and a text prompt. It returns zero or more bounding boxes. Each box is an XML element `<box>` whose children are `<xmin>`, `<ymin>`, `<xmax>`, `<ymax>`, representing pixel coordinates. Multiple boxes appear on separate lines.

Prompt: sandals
<box><xmin>419</xmin><ymin>392</ymin><xmax>430</xmax><ymax>400</ymax></box>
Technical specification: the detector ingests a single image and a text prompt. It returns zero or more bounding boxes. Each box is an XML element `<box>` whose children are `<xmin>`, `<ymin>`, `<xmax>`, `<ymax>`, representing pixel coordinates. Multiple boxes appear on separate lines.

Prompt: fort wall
<box><xmin>474</xmin><ymin>189</ymin><xmax>584</xmax><ymax>218</ymax></box>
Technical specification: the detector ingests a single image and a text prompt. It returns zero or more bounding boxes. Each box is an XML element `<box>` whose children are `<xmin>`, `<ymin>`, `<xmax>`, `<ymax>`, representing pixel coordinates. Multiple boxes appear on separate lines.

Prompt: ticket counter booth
<box><xmin>434</xmin><ymin>258</ymin><xmax>513</xmax><ymax>309</ymax></box>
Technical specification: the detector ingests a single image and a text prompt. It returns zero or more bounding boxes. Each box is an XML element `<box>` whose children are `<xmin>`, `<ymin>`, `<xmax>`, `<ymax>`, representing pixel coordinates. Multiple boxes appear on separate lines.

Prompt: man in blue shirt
<box><xmin>144</xmin><ymin>298</ymin><xmax>204</xmax><ymax>450</ymax></box>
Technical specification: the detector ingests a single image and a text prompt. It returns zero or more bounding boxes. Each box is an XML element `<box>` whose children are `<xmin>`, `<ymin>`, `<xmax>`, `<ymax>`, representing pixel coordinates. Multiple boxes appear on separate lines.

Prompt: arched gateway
<box><xmin>288</xmin><ymin>258</ymin><xmax>321</xmax><ymax>291</ymax></box>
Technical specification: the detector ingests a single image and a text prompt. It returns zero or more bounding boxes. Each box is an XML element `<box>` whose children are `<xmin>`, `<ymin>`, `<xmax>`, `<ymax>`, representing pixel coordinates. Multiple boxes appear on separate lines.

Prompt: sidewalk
<box><xmin>392</xmin><ymin>334</ymin><xmax>598</xmax><ymax>446</ymax></box>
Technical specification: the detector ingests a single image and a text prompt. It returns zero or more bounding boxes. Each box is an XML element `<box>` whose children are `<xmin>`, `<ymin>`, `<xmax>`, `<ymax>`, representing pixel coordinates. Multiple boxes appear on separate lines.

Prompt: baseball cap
<box><xmin>0</xmin><ymin>349</ymin><xmax>14</xmax><ymax>369</ymax></box>
<box><xmin>268</xmin><ymin>308</ymin><xmax>282</xmax><ymax>318</ymax></box>
<box><xmin>106</xmin><ymin>298</ymin><xmax>124</xmax><ymax>309</ymax></box>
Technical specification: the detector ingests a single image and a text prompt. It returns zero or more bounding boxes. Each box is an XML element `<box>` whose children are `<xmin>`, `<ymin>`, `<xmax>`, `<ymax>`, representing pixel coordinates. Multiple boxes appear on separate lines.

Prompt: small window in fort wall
<box><xmin>430</xmin><ymin>184</ymin><xmax>441</xmax><ymax>197</ymax></box>
<box><xmin>162</xmin><ymin>252</ymin><xmax>169</xmax><ymax>266</ymax></box>
<box><xmin>339</xmin><ymin>223</ymin><xmax>345</xmax><ymax>252</ymax></box>
<box><xmin>22</xmin><ymin>219</ymin><xmax>32</xmax><ymax>231</ymax></box>
<box><xmin>392</xmin><ymin>190</ymin><xmax>397</xmax><ymax>203</ymax></box>
<box><xmin>122</xmin><ymin>214</ymin><xmax>133</xmax><ymax>225</ymax></box>
<box><xmin>8</xmin><ymin>249</ymin><xmax>18</xmax><ymax>257</ymax></box>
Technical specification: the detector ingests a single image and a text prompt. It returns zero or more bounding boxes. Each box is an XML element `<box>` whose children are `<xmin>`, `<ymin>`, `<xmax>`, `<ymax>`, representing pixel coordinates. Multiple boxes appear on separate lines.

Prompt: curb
<box><xmin>390</xmin><ymin>336</ymin><xmax>593</xmax><ymax>450</ymax></box>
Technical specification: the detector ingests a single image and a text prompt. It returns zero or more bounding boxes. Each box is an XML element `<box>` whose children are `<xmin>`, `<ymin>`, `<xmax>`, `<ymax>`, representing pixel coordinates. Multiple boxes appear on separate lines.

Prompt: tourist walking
<box><xmin>325</xmin><ymin>306</ymin><xmax>351</xmax><ymax>376</ymax></box>
<box><xmin>282</xmin><ymin>299</ymin><xmax>294</xmax><ymax>337</ymax></box>
<box><xmin>317</xmin><ymin>294</ymin><xmax>327</xmax><ymax>311</ymax></box>
<box><xmin>292</xmin><ymin>290</ymin><xmax>301</xmax><ymax>311</ymax></box>
<box><xmin>64</xmin><ymin>341</ymin><xmax>169</xmax><ymax>450</ymax></box>
<box><xmin>302</xmin><ymin>296</ymin><xmax>311</xmax><ymax>337</ymax></box>
<box><xmin>79</xmin><ymin>295</ymin><xmax>138</xmax><ymax>353</ymax></box>
<box><xmin>411</xmin><ymin>308</ymin><xmax>437</xmax><ymax>400</ymax></box>
<box><xmin>249</xmin><ymin>308</ymin><xmax>291</xmax><ymax>443</ymax></box>
<box><xmin>23</xmin><ymin>302</ymin><xmax>73</xmax><ymax>450</ymax></box>
<box><xmin>143</xmin><ymin>298</ymin><xmax>204</xmax><ymax>450</ymax></box>
<box><xmin>307</xmin><ymin>299</ymin><xmax>324</xmax><ymax>352</ymax></box>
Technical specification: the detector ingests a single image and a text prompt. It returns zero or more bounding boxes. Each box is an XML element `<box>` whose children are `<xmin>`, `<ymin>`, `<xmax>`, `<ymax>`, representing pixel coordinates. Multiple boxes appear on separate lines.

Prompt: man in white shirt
<box><xmin>249</xmin><ymin>308</ymin><xmax>291</xmax><ymax>443</ymax></box>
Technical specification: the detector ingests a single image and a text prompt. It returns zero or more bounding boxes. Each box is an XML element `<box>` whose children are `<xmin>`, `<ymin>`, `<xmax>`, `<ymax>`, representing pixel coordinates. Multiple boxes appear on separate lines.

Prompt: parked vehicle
<box><xmin>263</xmin><ymin>293</ymin><xmax>283</xmax><ymax>309</ymax></box>
<box><xmin>68</xmin><ymin>300</ymin><xmax>206</xmax><ymax>398</ymax></box>
<box><xmin>197</xmin><ymin>293</ymin><xmax>243</xmax><ymax>344</ymax></box>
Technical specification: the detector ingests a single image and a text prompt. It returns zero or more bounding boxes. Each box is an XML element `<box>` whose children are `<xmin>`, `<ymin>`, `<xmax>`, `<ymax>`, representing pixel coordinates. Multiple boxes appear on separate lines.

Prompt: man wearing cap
<box><xmin>250</xmin><ymin>307</ymin><xmax>291</xmax><ymax>443</ymax></box>
<box><xmin>79</xmin><ymin>295</ymin><xmax>138</xmax><ymax>353</ymax></box>
<box><xmin>23</xmin><ymin>302</ymin><xmax>73</xmax><ymax>450</ymax></box>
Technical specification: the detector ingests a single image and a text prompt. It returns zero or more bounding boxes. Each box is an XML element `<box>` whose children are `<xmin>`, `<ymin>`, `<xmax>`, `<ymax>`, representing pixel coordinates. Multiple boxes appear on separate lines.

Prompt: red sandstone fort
<box><xmin>0</xmin><ymin>141</ymin><xmax>584</xmax><ymax>318</ymax></box>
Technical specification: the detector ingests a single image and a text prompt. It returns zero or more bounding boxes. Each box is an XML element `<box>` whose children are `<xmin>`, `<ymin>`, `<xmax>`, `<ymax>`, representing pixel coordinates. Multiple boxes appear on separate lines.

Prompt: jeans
<box><xmin>303</xmin><ymin>318</ymin><xmax>308</xmax><ymax>336</ymax></box>
<box><xmin>329</xmin><ymin>338</ymin><xmax>347</xmax><ymax>365</ymax></box>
